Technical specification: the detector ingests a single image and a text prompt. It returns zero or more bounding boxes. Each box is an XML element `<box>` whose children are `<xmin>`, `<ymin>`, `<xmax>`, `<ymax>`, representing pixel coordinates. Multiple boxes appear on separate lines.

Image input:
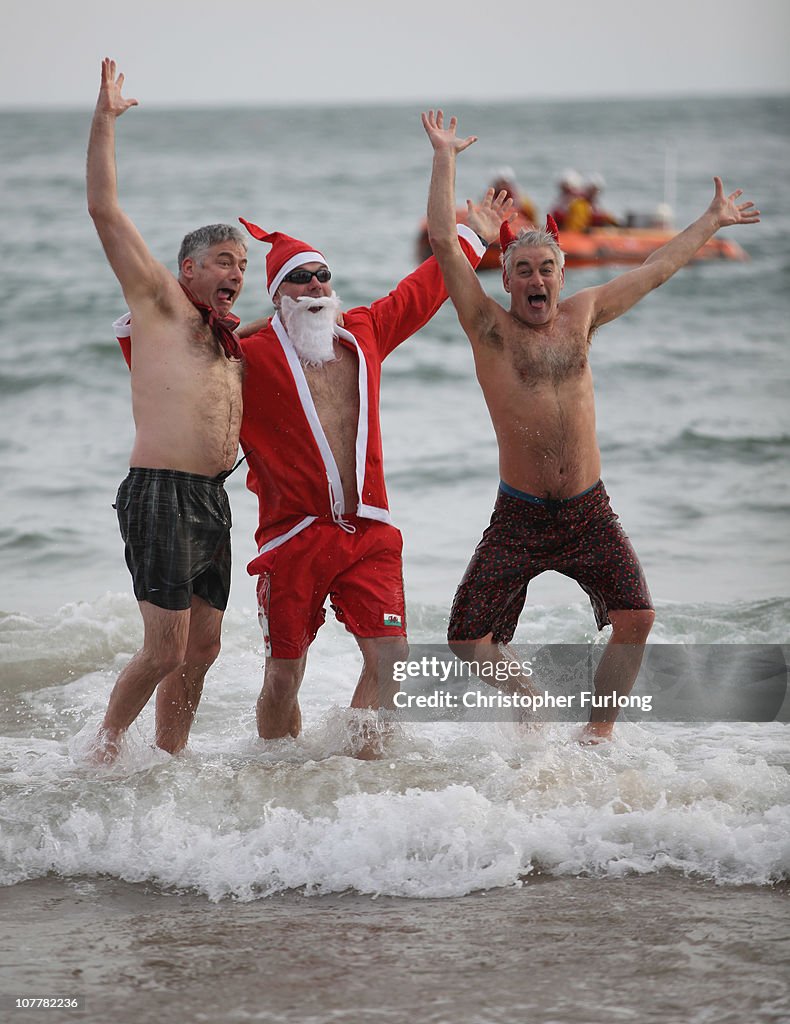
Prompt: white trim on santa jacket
<box><xmin>263</xmin><ymin>314</ymin><xmax>382</xmax><ymax>553</ymax></box>
<box><xmin>240</xmin><ymin>224</ymin><xmax>487</xmax><ymax>564</ymax></box>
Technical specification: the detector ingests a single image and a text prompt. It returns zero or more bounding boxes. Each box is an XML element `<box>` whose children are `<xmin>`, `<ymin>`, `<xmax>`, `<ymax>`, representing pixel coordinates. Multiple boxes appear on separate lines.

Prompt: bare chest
<box><xmin>132</xmin><ymin>318</ymin><xmax>244</xmax><ymax>403</ymax></box>
<box><xmin>506</xmin><ymin>327</ymin><xmax>590</xmax><ymax>389</ymax></box>
<box><xmin>184</xmin><ymin>315</ymin><xmax>239</xmax><ymax>368</ymax></box>
<box><xmin>303</xmin><ymin>345</ymin><xmax>360</xmax><ymax>437</ymax></box>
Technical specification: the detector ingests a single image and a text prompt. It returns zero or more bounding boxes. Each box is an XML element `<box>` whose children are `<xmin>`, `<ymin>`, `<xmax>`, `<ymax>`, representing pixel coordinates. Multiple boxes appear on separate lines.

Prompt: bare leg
<box><xmin>448</xmin><ymin>635</ymin><xmax>538</xmax><ymax>698</ymax></box>
<box><xmin>155</xmin><ymin>597</ymin><xmax>223</xmax><ymax>755</ymax></box>
<box><xmin>91</xmin><ymin>602</ymin><xmax>191</xmax><ymax>764</ymax></box>
<box><xmin>348</xmin><ymin>635</ymin><xmax>409</xmax><ymax>760</ymax></box>
<box><xmin>580</xmin><ymin>609</ymin><xmax>655</xmax><ymax>744</ymax></box>
<box><xmin>257</xmin><ymin>655</ymin><xmax>307</xmax><ymax>739</ymax></box>
<box><xmin>351</xmin><ymin>635</ymin><xmax>409</xmax><ymax>710</ymax></box>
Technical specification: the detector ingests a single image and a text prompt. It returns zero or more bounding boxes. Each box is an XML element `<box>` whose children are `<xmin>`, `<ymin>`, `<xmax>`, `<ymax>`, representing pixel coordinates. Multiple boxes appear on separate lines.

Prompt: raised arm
<box><xmin>87</xmin><ymin>59</ymin><xmax>168</xmax><ymax>307</ymax></box>
<box><xmin>578</xmin><ymin>177</ymin><xmax>760</xmax><ymax>329</ymax></box>
<box><xmin>422</xmin><ymin>110</ymin><xmax>502</xmax><ymax>340</ymax></box>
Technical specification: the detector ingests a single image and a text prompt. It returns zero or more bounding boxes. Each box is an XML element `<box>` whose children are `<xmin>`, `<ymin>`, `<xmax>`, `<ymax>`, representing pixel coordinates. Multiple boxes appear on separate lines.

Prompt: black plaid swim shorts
<box><xmin>115</xmin><ymin>468</ymin><xmax>232</xmax><ymax>612</ymax></box>
<box><xmin>448</xmin><ymin>480</ymin><xmax>652</xmax><ymax>643</ymax></box>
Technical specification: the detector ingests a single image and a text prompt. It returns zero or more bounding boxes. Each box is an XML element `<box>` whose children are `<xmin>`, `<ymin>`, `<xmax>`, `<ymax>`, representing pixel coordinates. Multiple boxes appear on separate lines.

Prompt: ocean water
<box><xmin>1</xmin><ymin>96</ymin><xmax>789</xmax><ymax>1022</ymax></box>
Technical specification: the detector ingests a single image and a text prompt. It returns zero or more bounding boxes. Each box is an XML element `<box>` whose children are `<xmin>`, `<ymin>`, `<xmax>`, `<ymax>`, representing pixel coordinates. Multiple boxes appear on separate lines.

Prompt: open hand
<box><xmin>709</xmin><ymin>176</ymin><xmax>759</xmax><ymax>229</ymax></box>
<box><xmin>465</xmin><ymin>188</ymin><xmax>515</xmax><ymax>245</ymax></box>
<box><xmin>96</xmin><ymin>58</ymin><xmax>139</xmax><ymax>118</ymax></box>
<box><xmin>421</xmin><ymin>109</ymin><xmax>477</xmax><ymax>155</ymax></box>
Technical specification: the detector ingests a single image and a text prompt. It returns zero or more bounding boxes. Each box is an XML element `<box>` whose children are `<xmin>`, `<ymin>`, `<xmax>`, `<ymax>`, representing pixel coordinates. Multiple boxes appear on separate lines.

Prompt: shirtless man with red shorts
<box><xmin>423</xmin><ymin>110</ymin><xmax>759</xmax><ymax>740</ymax></box>
<box><xmin>87</xmin><ymin>60</ymin><xmax>248</xmax><ymax>762</ymax></box>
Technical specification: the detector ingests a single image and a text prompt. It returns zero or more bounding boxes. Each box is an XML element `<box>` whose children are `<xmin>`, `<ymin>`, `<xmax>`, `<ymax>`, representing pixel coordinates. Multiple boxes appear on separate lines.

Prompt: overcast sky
<box><xmin>1</xmin><ymin>0</ymin><xmax>788</xmax><ymax>108</ymax></box>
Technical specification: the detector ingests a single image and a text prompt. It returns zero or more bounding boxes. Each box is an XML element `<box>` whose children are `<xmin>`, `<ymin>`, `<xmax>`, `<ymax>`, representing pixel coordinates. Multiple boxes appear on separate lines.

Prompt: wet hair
<box><xmin>502</xmin><ymin>228</ymin><xmax>565</xmax><ymax>276</ymax></box>
<box><xmin>177</xmin><ymin>224</ymin><xmax>247</xmax><ymax>271</ymax></box>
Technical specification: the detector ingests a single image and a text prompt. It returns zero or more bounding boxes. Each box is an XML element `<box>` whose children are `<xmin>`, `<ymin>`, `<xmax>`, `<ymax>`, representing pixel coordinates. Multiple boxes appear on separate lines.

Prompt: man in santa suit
<box><xmin>238</xmin><ymin>194</ymin><xmax>508</xmax><ymax>754</ymax></box>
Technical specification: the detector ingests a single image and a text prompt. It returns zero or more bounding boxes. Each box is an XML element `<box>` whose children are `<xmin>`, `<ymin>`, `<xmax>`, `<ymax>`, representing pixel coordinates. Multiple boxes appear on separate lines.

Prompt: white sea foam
<box><xmin>2</xmin><ymin>597</ymin><xmax>788</xmax><ymax>900</ymax></box>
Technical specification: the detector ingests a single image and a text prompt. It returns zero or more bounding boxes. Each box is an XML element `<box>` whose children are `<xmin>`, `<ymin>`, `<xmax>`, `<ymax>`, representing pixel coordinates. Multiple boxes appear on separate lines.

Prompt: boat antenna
<box><xmin>662</xmin><ymin>143</ymin><xmax>678</xmax><ymax>225</ymax></box>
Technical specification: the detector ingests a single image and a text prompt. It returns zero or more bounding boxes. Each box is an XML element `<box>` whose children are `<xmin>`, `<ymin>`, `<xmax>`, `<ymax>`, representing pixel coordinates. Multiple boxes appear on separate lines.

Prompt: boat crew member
<box><xmin>490</xmin><ymin>166</ymin><xmax>539</xmax><ymax>226</ymax></box>
<box><xmin>549</xmin><ymin>168</ymin><xmax>583</xmax><ymax>229</ymax></box>
<box><xmin>564</xmin><ymin>173</ymin><xmax>620</xmax><ymax>232</ymax></box>
<box><xmin>585</xmin><ymin>174</ymin><xmax>620</xmax><ymax>228</ymax></box>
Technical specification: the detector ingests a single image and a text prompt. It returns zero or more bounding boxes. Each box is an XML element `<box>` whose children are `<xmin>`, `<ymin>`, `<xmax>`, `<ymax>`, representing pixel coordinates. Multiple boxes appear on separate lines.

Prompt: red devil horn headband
<box><xmin>499</xmin><ymin>219</ymin><xmax>518</xmax><ymax>252</ymax></box>
<box><xmin>545</xmin><ymin>214</ymin><xmax>560</xmax><ymax>244</ymax></box>
<box><xmin>500</xmin><ymin>215</ymin><xmax>561</xmax><ymax>254</ymax></box>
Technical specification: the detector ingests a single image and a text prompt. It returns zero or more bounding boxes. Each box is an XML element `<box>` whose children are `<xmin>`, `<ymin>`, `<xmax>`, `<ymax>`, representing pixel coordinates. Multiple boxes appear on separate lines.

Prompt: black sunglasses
<box><xmin>283</xmin><ymin>267</ymin><xmax>332</xmax><ymax>285</ymax></box>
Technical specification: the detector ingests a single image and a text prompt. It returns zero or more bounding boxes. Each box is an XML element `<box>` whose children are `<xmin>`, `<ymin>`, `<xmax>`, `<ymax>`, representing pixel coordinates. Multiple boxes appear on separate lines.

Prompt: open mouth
<box><xmin>217</xmin><ymin>287</ymin><xmax>235</xmax><ymax>302</ymax></box>
<box><xmin>528</xmin><ymin>293</ymin><xmax>547</xmax><ymax>308</ymax></box>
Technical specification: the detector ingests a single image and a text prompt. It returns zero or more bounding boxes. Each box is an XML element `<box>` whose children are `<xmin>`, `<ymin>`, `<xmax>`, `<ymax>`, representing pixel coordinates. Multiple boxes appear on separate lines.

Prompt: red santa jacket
<box><xmin>241</xmin><ymin>226</ymin><xmax>486</xmax><ymax>572</ymax></box>
<box><xmin>114</xmin><ymin>313</ymin><xmax>133</xmax><ymax>368</ymax></box>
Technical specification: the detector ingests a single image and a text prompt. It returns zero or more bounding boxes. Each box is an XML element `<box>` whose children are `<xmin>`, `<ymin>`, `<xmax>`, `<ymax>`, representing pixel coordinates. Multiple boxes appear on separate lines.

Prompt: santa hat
<box><xmin>239</xmin><ymin>217</ymin><xmax>328</xmax><ymax>300</ymax></box>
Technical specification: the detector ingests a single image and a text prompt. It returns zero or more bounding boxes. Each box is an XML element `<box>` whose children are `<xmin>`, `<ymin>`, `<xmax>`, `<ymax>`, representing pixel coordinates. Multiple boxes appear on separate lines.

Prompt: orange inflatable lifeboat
<box><xmin>416</xmin><ymin>210</ymin><xmax>748</xmax><ymax>270</ymax></box>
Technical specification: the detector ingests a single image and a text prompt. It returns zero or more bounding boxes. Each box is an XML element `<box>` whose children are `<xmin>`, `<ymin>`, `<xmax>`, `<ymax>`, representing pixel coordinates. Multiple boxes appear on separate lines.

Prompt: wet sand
<box><xmin>2</xmin><ymin>875</ymin><xmax>788</xmax><ymax>1024</ymax></box>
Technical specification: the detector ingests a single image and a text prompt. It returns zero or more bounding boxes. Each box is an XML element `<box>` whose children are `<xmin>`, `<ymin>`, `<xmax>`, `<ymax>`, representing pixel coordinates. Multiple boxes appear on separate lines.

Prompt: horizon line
<box><xmin>1</xmin><ymin>88</ymin><xmax>788</xmax><ymax>115</ymax></box>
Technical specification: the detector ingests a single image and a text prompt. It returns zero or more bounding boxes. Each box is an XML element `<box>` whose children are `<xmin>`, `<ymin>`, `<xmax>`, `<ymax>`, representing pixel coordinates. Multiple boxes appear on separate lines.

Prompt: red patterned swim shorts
<box><xmin>448</xmin><ymin>481</ymin><xmax>653</xmax><ymax>643</ymax></box>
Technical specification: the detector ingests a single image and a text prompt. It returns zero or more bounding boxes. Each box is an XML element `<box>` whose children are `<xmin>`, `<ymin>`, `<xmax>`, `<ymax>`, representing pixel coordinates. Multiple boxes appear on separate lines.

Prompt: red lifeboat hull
<box><xmin>417</xmin><ymin>210</ymin><xmax>748</xmax><ymax>270</ymax></box>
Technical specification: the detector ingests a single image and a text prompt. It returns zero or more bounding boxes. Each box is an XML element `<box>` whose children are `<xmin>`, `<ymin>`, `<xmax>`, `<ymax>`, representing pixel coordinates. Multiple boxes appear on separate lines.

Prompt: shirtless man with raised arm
<box><xmin>422</xmin><ymin>109</ymin><xmax>759</xmax><ymax>741</ymax></box>
<box><xmin>87</xmin><ymin>59</ymin><xmax>248</xmax><ymax>762</ymax></box>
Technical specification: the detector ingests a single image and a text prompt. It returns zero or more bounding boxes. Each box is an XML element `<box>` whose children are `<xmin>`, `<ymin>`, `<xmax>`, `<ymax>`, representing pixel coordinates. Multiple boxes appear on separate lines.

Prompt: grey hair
<box><xmin>502</xmin><ymin>228</ymin><xmax>565</xmax><ymax>277</ymax></box>
<box><xmin>177</xmin><ymin>224</ymin><xmax>247</xmax><ymax>270</ymax></box>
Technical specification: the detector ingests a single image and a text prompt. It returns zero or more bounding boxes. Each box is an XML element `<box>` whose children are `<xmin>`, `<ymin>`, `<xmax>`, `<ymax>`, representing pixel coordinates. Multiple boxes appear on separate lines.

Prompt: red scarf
<box><xmin>180</xmin><ymin>284</ymin><xmax>243</xmax><ymax>361</ymax></box>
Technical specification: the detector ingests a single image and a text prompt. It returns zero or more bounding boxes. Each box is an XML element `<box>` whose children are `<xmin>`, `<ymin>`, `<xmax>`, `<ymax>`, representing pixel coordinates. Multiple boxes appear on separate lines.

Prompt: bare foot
<box><xmin>347</xmin><ymin>713</ymin><xmax>392</xmax><ymax>760</ymax></box>
<box><xmin>579</xmin><ymin>722</ymin><xmax>614</xmax><ymax>746</ymax></box>
<box><xmin>257</xmin><ymin>698</ymin><xmax>302</xmax><ymax>741</ymax></box>
<box><xmin>516</xmin><ymin>704</ymin><xmax>542</xmax><ymax>732</ymax></box>
<box><xmin>86</xmin><ymin>727</ymin><xmax>123</xmax><ymax>765</ymax></box>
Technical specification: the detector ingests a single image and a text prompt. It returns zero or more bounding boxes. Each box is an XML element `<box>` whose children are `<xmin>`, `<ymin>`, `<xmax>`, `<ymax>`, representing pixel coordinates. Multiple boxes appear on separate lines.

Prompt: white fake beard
<box><xmin>280</xmin><ymin>292</ymin><xmax>342</xmax><ymax>366</ymax></box>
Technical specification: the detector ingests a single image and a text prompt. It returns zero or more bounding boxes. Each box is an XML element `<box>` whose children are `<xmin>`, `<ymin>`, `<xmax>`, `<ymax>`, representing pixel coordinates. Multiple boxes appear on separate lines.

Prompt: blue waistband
<box><xmin>498</xmin><ymin>479</ymin><xmax>601</xmax><ymax>505</ymax></box>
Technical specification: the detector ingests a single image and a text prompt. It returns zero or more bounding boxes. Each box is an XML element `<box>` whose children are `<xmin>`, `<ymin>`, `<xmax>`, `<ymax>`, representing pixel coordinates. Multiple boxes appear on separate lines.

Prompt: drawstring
<box><xmin>327</xmin><ymin>479</ymin><xmax>356</xmax><ymax>534</ymax></box>
<box><xmin>215</xmin><ymin>448</ymin><xmax>252</xmax><ymax>482</ymax></box>
<box><xmin>334</xmin><ymin>510</ymin><xmax>356</xmax><ymax>535</ymax></box>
